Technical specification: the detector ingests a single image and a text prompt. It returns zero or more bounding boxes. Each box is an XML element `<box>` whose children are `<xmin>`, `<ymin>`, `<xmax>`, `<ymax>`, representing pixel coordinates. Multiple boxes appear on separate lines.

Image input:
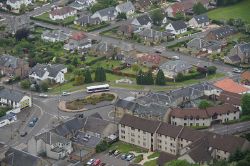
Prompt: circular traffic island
<box><xmin>59</xmin><ymin>93</ymin><xmax>116</xmax><ymax>112</ymax></box>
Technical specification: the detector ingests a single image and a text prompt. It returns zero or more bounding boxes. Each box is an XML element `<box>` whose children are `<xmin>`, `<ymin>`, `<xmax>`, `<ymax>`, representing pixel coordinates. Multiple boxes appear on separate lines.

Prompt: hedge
<box><xmin>86</xmin><ymin>56</ymin><xmax>106</xmax><ymax>66</ymax></box>
<box><xmin>30</xmin><ymin>16</ymin><xmax>74</xmax><ymax>26</ymax></box>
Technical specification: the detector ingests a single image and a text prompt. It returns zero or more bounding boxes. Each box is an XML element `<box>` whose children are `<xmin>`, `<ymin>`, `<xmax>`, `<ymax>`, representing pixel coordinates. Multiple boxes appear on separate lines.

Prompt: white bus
<box><xmin>86</xmin><ymin>84</ymin><xmax>110</xmax><ymax>93</ymax></box>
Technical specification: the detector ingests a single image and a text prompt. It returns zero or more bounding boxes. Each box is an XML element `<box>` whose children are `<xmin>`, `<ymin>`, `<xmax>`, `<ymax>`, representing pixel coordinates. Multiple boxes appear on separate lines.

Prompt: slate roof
<box><xmin>75</xmin><ymin>15</ymin><xmax>101</xmax><ymax>25</ymax></box>
<box><xmin>116</xmin><ymin>1</ymin><xmax>135</xmax><ymax>13</ymax></box>
<box><xmin>160</xmin><ymin>60</ymin><xmax>192</xmax><ymax>73</ymax></box>
<box><xmin>170</xmin><ymin>20</ymin><xmax>187</xmax><ymax>31</ymax></box>
<box><xmin>30</xmin><ymin>64</ymin><xmax>66</xmax><ymax>78</ymax></box>
<box><xmin>95</xmin><ymin>7</ymin><xmax>117</xmax><ymax>17</ymax></box>
<box><xmin>187</xmin><ymin>38</ymin><xmax>223</xmax><ymax>51</ymax></box>
<box><xmin>0</xmin><ymin>86</ymin><xmax>26</xmax><ymax>102</ymax></box>
<box><xmin>50</xmin><ymin>6</ymin><xmax>75</xmax><ymax>16</ymax></box>
<box><xmin>227</xmin><ymin>54</ymin><xmax>241</xmax><ymax>63</ymax></box>
<box><xmin>193</xmin><ymin>14</ymin><xmax>209</xmax><ymax>24</ymax></box>
<box><xmin>136</xmin><ymin>15</ymin><xmax>152</xmax><ymax>25</ymax></box>
<box><xmin>120</xmin><ymin>114</ymin><xmax>161</xmax><ymax>133</ymax></box>
<box><xmin>208</xmin><ymin>26</ymin><xmax>237</xmax><ymax>39</ymax></box>
<box><xmin>0</xmin><ymin>54</ymin><xmax>19</xmax><ymax>68</ymax></box>
<box><xmin>138</xmin><ymin>29</ymin><xmax>163</xmax><ymax>39</ymax></box>
<box><xmin>3</xmin><ymin>147</ymin><xmax>44</xmax><ymax>166</ymax></box>
<box><xmin>135</xmin><ymin>0</ymin><xmax>152</xmax><ymax>9</ymax></box>
<box><xmin>35</xmin><ymin>131</ymin><xmax>70</xmax><ymax>145</ymax></box>
<box><xmin>42</xmin><ymin>30</ymin><xmax>69</xmax><ymax>42</ymax></box>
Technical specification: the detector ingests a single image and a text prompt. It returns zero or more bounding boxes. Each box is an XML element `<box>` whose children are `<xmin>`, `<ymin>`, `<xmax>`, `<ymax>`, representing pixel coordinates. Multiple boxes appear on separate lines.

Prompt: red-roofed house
<box><xmin>241</xmin><ymin>71</ymin><xmax>250</xmax><ymax>85</ymax></box>
<box><xmin>138</xmin><ymin>54</ymin><xmax>162</xmax><ymax>67</ymax></box>
<box><xmin>214</xmin><ymin>78</ymin><xmax>250</xmax><ymax>94</ymax></box>
<box><xmin>49</xmin><ymin>7</ymin><xmax>77</xmax><ymax>20</ymax></box>
<box><xmin>70</xmin><ymin>32</ymin><xmax>87</xmax><ymax>41</ymax></box>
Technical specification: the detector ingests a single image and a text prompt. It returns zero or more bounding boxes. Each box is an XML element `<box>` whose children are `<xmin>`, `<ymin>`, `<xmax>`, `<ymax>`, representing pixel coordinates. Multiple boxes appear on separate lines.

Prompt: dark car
<box><xmin>20</xmin><ymin>132</ymin><xmax>27</xmax><ymax>137</ymax></box>
<box><xmin>155</xmin><ymin>50</ymin><xmax>161</xmax><ymax>54</ymax></box>
<box><xmin>121</xmin><ymin>153</ymin><xmax>128</xmax><ymax>160</ymax></box>
<box><xmin>33</xmin><ymin>117</ymin><xmax>38</xmax><ymax>123</ymax></box>
<box><xmin>108</xmin><ymin>149</ymin><xmax>116</xmax><ymax>155</ymax></box>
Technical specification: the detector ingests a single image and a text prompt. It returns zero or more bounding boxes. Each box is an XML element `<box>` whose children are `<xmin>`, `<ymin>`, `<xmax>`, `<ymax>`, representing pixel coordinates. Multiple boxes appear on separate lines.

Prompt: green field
<box><xmin>207</xmin><ymin>0</ymin><xmax>250</xmax><ymax>23</ymax></box>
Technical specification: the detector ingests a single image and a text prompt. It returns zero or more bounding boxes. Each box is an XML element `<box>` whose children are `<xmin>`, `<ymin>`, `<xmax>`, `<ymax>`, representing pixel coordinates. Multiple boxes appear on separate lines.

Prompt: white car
<box><xmin>62</xmin><ymin>92</ymin><xmax>71</xmax><ymax>96</ymax></box>
<box><xmin>86</xmin><ymin>159</ymin><xmax>95</xmax><ymax>165</ymax></box>
<box><xmin>39</xmin><ymin>93</ymin><xmax>48</xmax><ymax>98</ymax></box>
<box><xmin>232</xmin><ymin>68</ymin><xmax>242</xmax><ymax>73</ymax></box>
<box><xmin>172</xmin><ymin>56</ymin><xmax>180</xmax><ymax>60</ymax></box>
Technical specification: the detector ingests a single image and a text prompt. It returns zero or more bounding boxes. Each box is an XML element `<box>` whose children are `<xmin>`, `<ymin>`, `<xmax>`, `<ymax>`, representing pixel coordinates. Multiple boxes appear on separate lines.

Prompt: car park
<box><xmin>120</xmin><ymin>153</ymin><xmax>127</xmax><ymax>160</ymax></box>
<box><xmin>109</xmin><ymin>149</ymin><xmax>116</xmax><ymax>155</ymax></box>
<box><xmin>86</xmin><ymin>159</ymin><xmax>95</xmax><ymax>165</ymax></box>
<box><xmin>20</xmin><ymin>132</ymin><xmax>27</xmax><ymax>137</ymax></box>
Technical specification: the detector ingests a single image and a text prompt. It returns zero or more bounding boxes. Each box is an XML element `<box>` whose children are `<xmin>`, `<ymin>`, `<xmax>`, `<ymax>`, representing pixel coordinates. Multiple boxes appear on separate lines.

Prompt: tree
<box><xmin>96</xmin><ymin>140</ymin><xmax>110</xmax><ymax>153</ymax></box>
<box><xmin>145</xmin><ymin>71</ymin><xmax>154</xmax><ymax>85</ymax></box>
<box><xmin>117</xmin><ymin>12</ymin><xmax>127</xmax><ymax>20</ymax></box>
<box><xmin>207</xmin><ymin>66</ymin><xmax>217</xmax><ymax>75</ymax></box>
<box><xmin>176</xmin><ymin>72</ymin><xmax>184</xmax><ymax>82</ymax></box>
<box><xmin>74</xmin><ymin>75</ymin><xmax>85</xmax><ymax>86</ymax></box>
<box><xmin>84</xmin><ymin>69</ymin><xmax>93</xmax><ymax>83</ymax></box>
<box><xmin>15</xmin><ymin>28</ymin><xmax>30</xmax><ymax>41</ymax></box>
<box><xmin>156</xmin><ymin>69</ymin><xmax>166</xmax><ymax>85</ymax></box>
<box><xmin>72</xmin><ymin>57</ymin><xmax>79</xmax><ymax>67</ymax></box>
<box><xmin>95</xmin><ymin>67</ymin><xmax>106</xmax><ymax>82</ymax></box>
<box><xmin>136</xmin><ymin>70</ymin><xmax>143</xmax><ymax>85</ymax></box>
<box><xmin>193</xmin><ymin>2</ymin><xmax>207</xmax><ymax>15</ymax></box>
<box><xmin>20</xmin><ymin>80</ymin><xmax>31</xmax><ymax>89</ymax></box>
<box><xmin>40</xmin><ymin>81</ymin><xmax>49</xmax><ymax>92</ymax></box>
<box><xmin>19</xmin><ymin>4</ymin><xmax>26</xmax><ymax>14</ymax></box>
<box><xmin>241</xmin><ymin>94</ymin><xmax>250</xmax><ymax>115</ymax></box>
<box><xmin>150</xmin><ymin>9</ymin><xmax>164</xmax><ymax>26</ymax></box>
<box><xmin>198</xmin><ymin>100</ymin><xmax>213</xmax><ymax>109</ymax></box>
<box><xmin>175</xmin><ymin>12</ymin><xmax>185</xmax><ymax>20</ymax></box>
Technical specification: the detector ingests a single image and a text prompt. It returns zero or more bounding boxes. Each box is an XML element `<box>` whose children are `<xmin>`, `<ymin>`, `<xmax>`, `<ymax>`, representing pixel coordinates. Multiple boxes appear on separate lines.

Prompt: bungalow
<box><xmin>165</xmin><ymin>20</ymin><xmax>187</xmax><ymax>35</ymax></box>
<box><xmin>91</xmin><ymin>7</ymin><xmax>118</xmax><ymax>22</ymax></box>
<box><xmin>29</xmin><ymin>64</ymin><xmax>67</xmax><ymax>84</ymax></box>
<box><xmin>188</xmin><ymin>14</ymin><xmax>209</xmax><ymax>28</ymax></box>
<box><xmin>64</xmin><ymin>32</ymin><xmax>90</xmax><ymax>51</ymax></box>
<box><xmin>224</xmin><ymin>43</ymin><xmax>250</xmax><ymax>65</ymax></box>
<box><xmin>6</xmin><ymin>0</ymin><xmax>32</xmax><ymax>10</ymax></box>
<box><xmin>0</xmin><ymin>54</ymin><xmax>30</xmax><ymax>78</ymax></box>
<box><xmin>131</xmin><ymin>14</ymin><xmax>152</xmax><ymax>29</ymax></box>
<box><xmin>41</xmin><ymin>30</ymin><xmax>69</xmax><ymax>43</ymax></box>
<box><xmin>205</xmin><ymin>26</ymin><xmax>237</xmax><ymax>41</ymax></box>
<box><xmin>49</xmin><ymin>7</ymin><xmax>77</xmax><ymax>20</ymax></box>
<box><xmin>0</xmin><ymin>86</ymin><xmax>32</xmax><ymax>109</ymax></box>
<box><xmin>138</xmin><ymin>28</ymin><xmax>166</xmax><ymax>43</ymax></box>
<box><xmin>74</xmin><ymin>15</ymin><xmax>101</xmax><ymax>26</ymax></box>
<box><xmin>116</xmin><ymin>1</ymin><xmax>135</xmax><ymax>16</ymax></box>
<box><xmin>28</xmin><ymin>131</ymin><xmax>73</xmax><ymax>160</ymax></box>
<box><xmin>137</xmin><ymin>54</ymin><xmax>162</xmax><ymax>67</ymax></box>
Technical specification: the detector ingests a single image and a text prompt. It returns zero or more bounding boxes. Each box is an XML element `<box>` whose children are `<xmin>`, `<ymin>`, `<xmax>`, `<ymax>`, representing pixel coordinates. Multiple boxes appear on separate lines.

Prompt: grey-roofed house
<box><xmin>0</xmin><ymin>54</ymin><xmax>30</xmax><ymax>78</ymax></box>
<box><xmin>205</xmin><ymin>26</ymin><xmax>237</xmax><ymax>40</ymax></box>
<box><xmin>137</xmin><ymin>28</ymin><xmax>166</xmax><ymax>43</ymax></box>
<box><xmin>131</xmin><ymin>15</ymin><xmax>152</xmax><ymax>29</ymax></box>
<box><xmin>2</xmin><ymin>147</ymin><xmax>47</xmax><ymax>166</ymax></box>
<box><xmin>28</xmin><ymin>131</ymin><xmax>73</xmax><ymax>160</ymax></box>
<box><xmin>165</xmin><ymin>20</ymin><xmax>187</xmax><ymax>35</ymax></box>
<box><xmin>115</xmin><ymin>1</ymin><xmax>135</xmax><ymax>16</ymax></box>
<box><xmin>41</xmin><ymin>30</ymin><xmax>69</xmax><ymax>43</ymax></box>
<box><xmin>0</xmin><ymin>86</ymin><xmax>31</xmax><ymax>109</ymax></box>
<box><xmin>225</xmin><ymin>42</ymin><xmax>250</xmax><ymax>65</ymax></box>
<box><xmin>69</xmin><ymin>0</ymin><xmax>96</xmax><ymax>10</ymax></box>
<box><xmin>74</xmin><ymin>15</ymin><xmax>101</xmax><ymax>26</ymax></box>
<box><xmin>159</xmin><ymin>60</ymin><xmax>193</xmax><ymax>79</ymax></box>
<box><xmin>188</xmin><ymin>14</ymin><xmax>209</xmax><ymax>28</ymax></box>
<box><xmin>91</xmin><ymin>7</ymin><xmax>118</xmax><ymax>21</ymax></box>
<box><xmin>29</xmin><ymin>64</ymin><xmax>67</xmax><ymax>84</ymax></box>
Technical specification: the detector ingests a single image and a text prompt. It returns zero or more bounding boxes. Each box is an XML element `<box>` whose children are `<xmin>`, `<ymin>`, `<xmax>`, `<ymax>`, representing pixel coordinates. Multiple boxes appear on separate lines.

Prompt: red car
<box><xmin>92</xmin><ymin>159</ymin><xmax>101</xmax><ymax>166</ymax></box>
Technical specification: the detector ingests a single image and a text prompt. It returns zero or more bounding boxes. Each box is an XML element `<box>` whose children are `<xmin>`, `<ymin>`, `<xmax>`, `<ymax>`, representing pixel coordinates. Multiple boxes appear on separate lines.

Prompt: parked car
<box><xmin>20</xmin><ymin>132</ymin><xmax>27</xmax><ymax>137</ymax></box>
<box><xmin>62</xmin><ymin>91</ymin><xmax>71</xmax><ymax>96</ymax></box>
<box><xmin>114</xmin><ymin>150</ymin><xmax>120</xmax><ymax>156</ymax></box>
<box><xmin>28</xmin><ymin>121</ymin><xmax>35</xmax><ymax>127</ymax></box>
<box><xmin>86</xmin><ymin>159</ymin><xmax>95</xmax><ymax>165</ymax></box>
<box><xmin>126</xmin><ymin>153</ymin><xmax>135</xmax><ymax>161</ymax></box>
<box><xmin>172</xmin><ymin>56</ymin><xmax>180</xmax><ymax>60</ymax></box>
<box><xmin>93</xmin><ymin>159</ymin><xmax>101</xmax><ymax>166</ymax></box>
<box><xmin>121</xmin><ymin>153</ymin><xmax>128</xmax><ymax>160</ymax></box>
<box><xmin>39</xmin><ymin>93</ymin><xmax>48</xmax><ymax>98</ymax></box>
<box><xmin>155</xmin><ymin>50</ymin><xmax>161</xmax><ymax>54</ymax></box>
<box><xmin>109</xmin><ymin>149</ymin><xmax>116</xmax><ymax>155</ymax></box>
<box><xmin>32</xmin><ymin>117</ymin><xmax>38</xmax><ymax>123</ymax></box>
<box><xmin>232</xmin><ymin>68</ymin><xmax>242</xmax><ymax>73</ymax></box>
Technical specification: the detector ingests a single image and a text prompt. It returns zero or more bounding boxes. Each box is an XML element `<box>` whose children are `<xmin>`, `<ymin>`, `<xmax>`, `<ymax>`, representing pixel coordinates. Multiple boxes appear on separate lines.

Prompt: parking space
<box><xmin>93</xmin><ymin>152</ymin><xmax>131</xmax><ymax>166</ymax></box>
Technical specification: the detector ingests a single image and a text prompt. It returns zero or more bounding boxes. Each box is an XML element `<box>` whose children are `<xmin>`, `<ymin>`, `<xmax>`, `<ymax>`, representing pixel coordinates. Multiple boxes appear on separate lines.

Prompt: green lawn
<box><xmin>147</xmin><ymin>152</ymin><xmax>160</xmax><ymax>159</ymax></box>
<box><xmin>91</xmin><ymin>60</ymin><xmax>123</xmax><ymax>70</ymax></box>
<box><xmin>207</xmin><ymin>0</ymin><xmax>250</xmax><ymax>23</ymax></box>
<box><xmin>143</xmin><ymin>159</ymin><xmax>157</xmax><ymax>166</ymax></box>
<box><xmin>110</xmin><ymin>141</ymin><xmax>147</xmax><ymax>153</ymax></box>
<box><xmin>35</xmin><ymin>12</ymin><xmax>75</xmax><ymax>25</ymax></box>
<box><xmin>121</xmin><ymin>66</ymin><xmax>149</xmax><ymax>75</ymax></box>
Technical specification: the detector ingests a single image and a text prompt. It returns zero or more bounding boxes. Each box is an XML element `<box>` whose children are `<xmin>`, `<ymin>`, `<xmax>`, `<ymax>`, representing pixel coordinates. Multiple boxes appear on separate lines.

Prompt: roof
<box><xmin>241</xmin><ymin>71</ymin><xmax>250</xmax><ymax>81</ymax></box>
<box><xmin>70</xmin><ymin>32</ymin><xmax>87</xmax><ymax>41</ymax></box>
<box><xmin>214</xmin><ymin>78</ymin><xmax>249</xmax><ymax>94</ymax></box>
<box><xmin>0</xmin><ymin>86</ymin><xmax>26</xmax><ymax>102</ymax></box>
<box><xmin>3</xmin><ymin>147</ymin><xmax>45</xmax><ymax>166</ymax></box>
<box><xmin>135</xmin><ymin>15</ymin><xmax>152</xmax><ymax>25</ymax></box>
<box><xmin>0</xmin><ymin>54</ymin><xmax>19</xmax><ymax>68</ymax></box>
<box><xmin>76</xmin><ymin>15</ymin><xmax>101</xmax><ymax>25</ymax></box>
<box><xmin>157</xmin><ymin>152</ymin><xmax>177</xmax><ymax>166</ymax></box>
<box><xmin>50</xmin><ymin>6</ymin><xmax>75</xmax><ymax>16</ymax></box>
<box><xmin>218</xmin><ymin>91</ymin><xmax>242</xmax><ymax>106</ymax></box>
<box><xmin>138</xmin><ymin>29</ymin><xmax>163</xmax><ymax>39</ymax></box>
<box><xmin>238</xmin><ymin>43</ymin><xmax>250</xmax><ymax>54</ymax></box>
<box><xmin>207</xmin><ymin>26</ymin><xmax>237</xmax><ymax>39</ymax></box>
<box><xmin>193</xmin><ymin>14</ymin><xmax>209</xmax><ymax>24</ymax></box>
<box><xmin>41</xmin><ymin>30</ymin><xmax>69</xmax><ymax>41</ymax></box>
<box><xmin>120</xmin><ymin>114</ymin><xmax>161</xmax><ymax>133</ymax></box>
<box><xmin>169</xmin><ymin>20</ymin><xmax>187</xmax><ymax>31</ymax></box>
<box><xmin>178</xmin><ymin>127</ymin><xmax>205</xmax><ymax>142</ymax></box>
<box><xmin>135</xmin><ymin>0</ymin><xmax>151</xmax><ymax>9</ymax></box>
<box><xmin>30</xmin><ymin>63</ymin><xmax>66</xmax><ymax>78</ymax></box>
<box><xmin>160</xmin><ymin>60</ymin><xmax>192</xmax><ymax>73</ymax></box>
<box><xmin>95</xmin><ymin>7</ymin><xmax>117</xmax><ymax>17</ymax></box>
<box><xmin>116</xmin><ymin>1</ymin><xmax>135</xmax><ymax>13</ymax></box>
<box><xmin>35</xmin><ymin>131</ymin><xmax>70</xmax><ymax>145</ymax></box>
<box><xmin>227</xmin><ymin>54</ymin><xmax>241</xmax><ymax>63</ymax></box>
<box><xmin>156</xmin><ymin>122</ymin><xmax>183</xmax><ymax>138</ymax></box>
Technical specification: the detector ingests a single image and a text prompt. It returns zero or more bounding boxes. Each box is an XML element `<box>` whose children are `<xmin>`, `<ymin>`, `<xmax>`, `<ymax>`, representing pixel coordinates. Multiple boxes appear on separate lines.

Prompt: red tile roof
<box><xmin>214</xmin><ymin>78</ymin><xmax>249</xmax><ymax>94</ymax></box>
<box><xmin>70</xmin><ymin>32</ymin><xmax>87</xmax><ymax>41</ymax></box>
<box><xmin>241</xmin><ymin>71</ymin><xmax>250</xmax><ymax>82</ymax></box>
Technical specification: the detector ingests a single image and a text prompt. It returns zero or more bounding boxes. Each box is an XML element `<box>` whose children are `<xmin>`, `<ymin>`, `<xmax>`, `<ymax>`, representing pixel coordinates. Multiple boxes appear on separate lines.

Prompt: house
<box><xmin>0</xmin><ymin>86</ymin><xmax>32</xmax><ymax>109</ymax></box>
<box><xmin>69</xmin><ymin>0</ymin><xmax>96</xmax><ymax>10</ymax></box>
<box><xmin>214</xmin><ymin>78</ymin><xmax>250</xmax><ymax>94</ymax></box>
<box><xmin>138</xmin><ymin>29</ymin><xmax>166</xmax><ymax>43</ymax></box>
<box><xmin>188</xmin><ymin>14</ymin><xmax>209</xmax><ymax>28</ymax></box>
<box><xmin>0</xmin><ymin>113</ymin><xmax>16</xmax><ymax>128</ymax></box>
<box><xmin>1</xmin><ymin>147</ymin><xmax>48</xmax><ymax>166</ymax></box>
<box><xmin>131</xmin><ymin>15</ymin><xmax>152</xmax><ymax>29</ymax></box>
<box><xmin>119</xmin><ymin>114</ymin><xmax>250</xmax><ymax>163</ymax></box>
<box><xmin>0</xmin><ymin>54</ymin><xmax>30</xmax><ymax>78</ymax></box>
<box><xmin>49</xmin><ymin>7</ymin><xmax>77</xmax><ymax>20</ymax></box>
<box><xmin>91</xmin><ymin>7</ymin><xmax>118</xmax><ymax>22</ymax></box>
<box><xmin>6</xmin><ymin>0</ymin><xmax>31</xmax><ymax>10</ymax></box>
<box><xmin>241</xmin><ymin>71</ymin><xmax>250</xmax><ymax>85</ymax></box>
<box><xmin>41</xmin><ymin>30</ymin><xmax>69</xmax><ymax>43</ymax></box>
<box><xmin>165</xmin><ymin>20</ymin><xmax>187</xmax><ymax>35</ymax></box>
<box><xmin>116</xmin><ymin>1</ymin><xmax>135</xmax><ymax>16</ymax></box>
<box><xmin>117</xmin><ymin>24</ymin><xmax>138</xmax><ymax>38</ymax></box>
<box><xmin>205</xmin><ymin>26</ymin><xmax>237</xmax><ymax>41</ymax></box>
<box><xmin>137</xmin><ymin>54</ymin><xmax>162</xmax><ymax>67</ymax></box>
<box><xmin>224</xmin><ymin>43</ymin><xmax>250</xmax><ymax>65</ymax></box>
<box><xmin>217</xmin><ymin>91</ymin><xmax>242</xmax><ymax>110</ymax></box>
<box><xmin>159</xmin><ymin>60</ymin><xmax>193</xmax><ymax>79</ymax></box>
<box><xmin>28</xmin><ymin>131</ymin><xmax>73</xmax><ymax>160</ymax></box>
<box><xmin>29</xmin><ymin>64</ymin><xmax>67</xmax><ymax>84</ymax></box>
<box><xmin>92</xmin><ymin>42</ymin><xmax>116</xmax><ymax>56</ymax></box>
<box><xmin>64</xmin><ymin>32</ymin><xmax>90</xmax><ymax>51</ymax></box>
<box><xmin>170</xmin><ymin>104</ymin><xmax>240</xmax><ymax>127</ymax></box>
<box><xmin>74</xmin><ymin>15</ymin><xmax>101</xmax><ymax>26</ymax></box>
<box><xmin>187</xmin><ymin>38</ymin><xmax>223</xmax><ymax>54</ymax></box>
<box><xmin>134</xmin><ymin>0</ymin><xmax>152</xmax><ymax>12</ymax></box>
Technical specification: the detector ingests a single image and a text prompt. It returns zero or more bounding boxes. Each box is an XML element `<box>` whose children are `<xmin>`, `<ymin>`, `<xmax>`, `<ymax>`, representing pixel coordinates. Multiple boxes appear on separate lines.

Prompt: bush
<box><xmin>96</xmin><ymin>140</ymin><xmax>110</xmax><ymax>153</ymax></box>
<box><xmin>134</xmin><ymin>154</ymin><xmax>143</xmax><ymax>163</ymax></box>
<box><xmin>20</xmin><ymin>80</ymin><xmax>31</xmax><ymax>89</ymax></box>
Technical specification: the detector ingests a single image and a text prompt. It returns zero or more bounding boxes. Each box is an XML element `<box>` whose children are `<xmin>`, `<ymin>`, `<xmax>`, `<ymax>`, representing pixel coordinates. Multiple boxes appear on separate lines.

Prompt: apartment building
<box><xmin>119</xmin><ymin>114</ymin><xmax>250</xmax><ymax>164</ymax></box>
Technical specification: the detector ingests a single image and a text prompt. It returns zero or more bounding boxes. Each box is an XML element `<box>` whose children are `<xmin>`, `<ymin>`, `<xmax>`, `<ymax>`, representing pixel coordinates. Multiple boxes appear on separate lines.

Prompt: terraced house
<box><xmin>119</xmin><ymin>114</ymin><xmax>250</xmax><ymax>164</ymax></box>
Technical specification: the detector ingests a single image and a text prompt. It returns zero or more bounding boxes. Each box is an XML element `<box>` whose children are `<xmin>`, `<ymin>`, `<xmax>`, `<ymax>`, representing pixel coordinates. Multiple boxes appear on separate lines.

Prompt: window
<box><xmin>184</xmin><ymin>123</ymin><xmax>187</xmax><ymax>126</ymax></box>
<box><xmin>131</xmin><ymin>127</ymin><xmax>135</xmax><ymax>130</ymax></box>
<box><xmin>121</xmin><ymin>124</ymin><xmax>125</xmax><ymax>128</ymax></box>
<box><xmin>196</xmin><ymin>123</ymin><xmax>199</xmax><ymax>126</ymax></box>
<box><xmin>121</xmin><ymin>136</ymin><xmax>125</xmax><ymax>139</ymax></box>
<box><xmin>190</xmin><ymin>123</ymin><xmax>193</xmax><ymax>126</ymax></box>
<box><xmin>131</xmin><ymin>133</ymin><xmax>135</xmax><ymax>137</ymax></box>
<box><xmin>121</xmin><ymin>130</ymin><xmax>125</xmax><ymax>134</ymax></box>
<box><xmin>143</xmin><ymin>131</ymin><xmax>146</xmax><ymax>134</ymax></box>
<box><xmin>131</xmin><ymin>138</ymin><xmax>135</xmax><ymax>142</ymax></box>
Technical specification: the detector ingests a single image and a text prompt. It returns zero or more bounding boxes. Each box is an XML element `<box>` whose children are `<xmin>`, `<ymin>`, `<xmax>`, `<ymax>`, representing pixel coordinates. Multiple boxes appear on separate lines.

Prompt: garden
<box><xmin>0</xmin><ymin>106</ymin><xmax>11</xmax><ymax>117</ymax></box>
<box><xmin>32</xmin><ymin>12</ymin><xmax>75</xmax><ymax>25</ymax></box>
<box><xmin>65</xmin><ymin>93</ymin><xmax>115</xmax><ymax>110</ymax></box>
<box><xmin>70</xmin><ymin>22</ymin><xmax>110</xmax><ymax>32</ymax></box>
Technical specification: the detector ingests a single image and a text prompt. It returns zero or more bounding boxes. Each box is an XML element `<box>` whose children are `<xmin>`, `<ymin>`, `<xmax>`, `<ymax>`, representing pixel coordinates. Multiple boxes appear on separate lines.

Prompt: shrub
<box><xmin>96</xmin><ymin>140</ymin><xmax>110</xmax><ymax>153</ymax></box>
